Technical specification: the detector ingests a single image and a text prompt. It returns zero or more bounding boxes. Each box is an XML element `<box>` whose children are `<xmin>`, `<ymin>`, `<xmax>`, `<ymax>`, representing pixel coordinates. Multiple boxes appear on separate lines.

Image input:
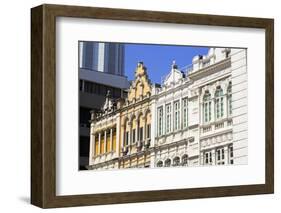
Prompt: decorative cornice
<box><xmin>188</xmin><ymin>58</ymin><xmax>231</xmax><ymax>80</ymax></box>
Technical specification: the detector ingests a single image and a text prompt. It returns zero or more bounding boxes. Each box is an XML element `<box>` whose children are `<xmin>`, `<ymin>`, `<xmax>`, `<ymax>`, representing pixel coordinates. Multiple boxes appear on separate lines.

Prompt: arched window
<box><xmin>182</xmin><ymin>154</ymin><xmax>188</xmax><ymax>166</ymax></box>
<box><xmin>203</xmin><ymin>91</ymin><xmax>212</xmax><ymax>122</ymax></box>
<box><xmin>227</xmin><ymin>82</ymin><xmax>232</xmax><ymax>116</ymax></box>
<box><xmin>215</xmin><ymin>87</ymin><xmax>224</xmax><ymax>119</ymax></box>
<box><xmin>156</xmin><ymin>161</ymin><xmax>163</xmax><ymax>167</ymax></box>
<box><xmin>173</xmin><ymin>157</ymin><xmax>180</xmax><ymax>166</ymax></box>
<box><xmin>164</xmin><ymin>159</ymin><xmax>171</xmax><ymax>167</ymax></box>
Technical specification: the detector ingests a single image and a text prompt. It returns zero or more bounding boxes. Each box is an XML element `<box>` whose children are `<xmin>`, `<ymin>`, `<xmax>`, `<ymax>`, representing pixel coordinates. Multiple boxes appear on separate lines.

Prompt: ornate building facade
<box><xmin>88</xmin><ymin>47</ymin><xmax>247</xmax><ymax>170</ymax></box>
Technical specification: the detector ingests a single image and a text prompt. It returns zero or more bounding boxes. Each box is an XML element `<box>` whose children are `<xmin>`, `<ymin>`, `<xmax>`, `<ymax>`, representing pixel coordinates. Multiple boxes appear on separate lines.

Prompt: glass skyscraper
<box><xmin>79</xmin><ymin>41</ymin><xmax>125</xmax><ymax>76</ymax></box>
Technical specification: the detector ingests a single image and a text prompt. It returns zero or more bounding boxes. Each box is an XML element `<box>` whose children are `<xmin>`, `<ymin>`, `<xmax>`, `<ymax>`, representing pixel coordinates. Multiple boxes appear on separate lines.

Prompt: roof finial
<box><xmin>137</xmin><ymin>61</ymin><xmax>144</xmax><ymax>67</ymax></box>
<box><xmin>172</xmin><ymin>60</ymin><xmax>178</xmax><ymax>69</ymax></box>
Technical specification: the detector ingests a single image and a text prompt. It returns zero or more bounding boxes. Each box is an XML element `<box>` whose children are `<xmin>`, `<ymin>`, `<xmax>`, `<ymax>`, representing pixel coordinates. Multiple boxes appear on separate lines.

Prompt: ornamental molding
<box><xmin>188</xmin><ymin>57</ymin><xmax>231</xmax><ymax>80</ymax></box>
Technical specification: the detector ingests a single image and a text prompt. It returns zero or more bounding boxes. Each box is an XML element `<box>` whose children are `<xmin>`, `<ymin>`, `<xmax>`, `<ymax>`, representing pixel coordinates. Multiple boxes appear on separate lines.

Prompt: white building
<box><xmin>152</xmin><ymin>48</ymin><xmax>247</xmax><ymax>168</ymax></box>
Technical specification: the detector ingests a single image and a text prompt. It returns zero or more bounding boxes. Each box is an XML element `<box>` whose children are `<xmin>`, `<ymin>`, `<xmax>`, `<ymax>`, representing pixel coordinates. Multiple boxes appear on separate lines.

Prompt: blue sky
<box><xmin>124</xmin><ymin>44</ymin><xmax>209</xmax><ymax>84</ymax></box>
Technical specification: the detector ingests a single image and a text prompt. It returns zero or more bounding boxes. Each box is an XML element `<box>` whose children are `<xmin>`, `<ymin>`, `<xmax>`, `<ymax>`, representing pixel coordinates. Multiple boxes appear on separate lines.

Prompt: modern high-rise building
<box><xmin>79</xmin><ymin>41</ymin><xmax>129</xmax><ymax>170</ymax></box>
<box><xmin>79</xmin><ymin>41</ymin><xmax>125</xmax><ymax>75</ymax></box>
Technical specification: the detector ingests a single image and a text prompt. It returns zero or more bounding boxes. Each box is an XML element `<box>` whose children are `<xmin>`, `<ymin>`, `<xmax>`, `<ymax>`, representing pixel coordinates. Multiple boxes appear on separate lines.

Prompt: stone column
<box><xmin>120</xmin><ymin>124</ymin><xmax>125</xmax><ymax>148</ymax></box>
<box><xmin>143</xmin><ymin>117</ymin><xmax>147</xmax><ymax>145</ymax></box>
<box><xmin>200</xmin><ymin>151</ymin><xmax>204</xmax><ymax>165</ymax></box>
<box><xmin>200</xmin><ymin>102</ymin><xmax>204</xmax><ymax>125</ymax></box>
<box><xmin>224</xmin><ymin>146</ymin><xmax>229</xmax><ymax>165</ymax></box>
<box><xmin>98</xmin><ymin>132</ymin><xmax>101</xmax><ymax>155</ymax></box>
<box><xmin>223</xmin><ymin>94</ymin><xmax>227</xmax><ymax>119</ymax></box>
<box><xmin>128</xmin><ymin>121</ymin><xmax>132</xmax><ymax>154</ymax></box>
<box><xmin>150</xmin><ymin>99</ymin><xmax>156</xmax><ymax>147</ymax></box>
<box><xmin>92</xmin><ymin>134</ymin><xmax>96</xmax><ymax>156</ymax></box>
<box><xmin>211</xmin><ymin>98</ymin><xmax>215</xmax><ymax>123</ymax></box>
<box><xmin>179</xmin><ymin>97</ymin><xmax>182</xmax><ymax>130</ymax></box>
<box><xmin>104</xmin><ymin>130</ymin><xmax>107</xmax><ymax>153</ymax></box>
<box><xmin>136</xmin><ymin>119</ymin><xmax>139</xmax><ymax>144</ymax></box>
<box><xmin>171</xmin><ymin>101</ymin><xmax>174</xmax><ymax>132</ymax></box>
<box><xmin>163</xmin><ymin>102</ymin><xmax>166</xmax><ymax>135</ymax></box>
<box><xmin>110</xmin><ymin>128</ymin><xmax>113</xmax><ymax>152</ymax></box>
<box><xmin>116</xmin><ymin>116</ymin><xmax>121</xmax><ymax>157</ymax></box>
<box><xmin>89</xmin><ymin>133</ymin><xmax>95</xmax><ymax>165</ymax></box>
<box><xmin>211</xmin><ymin>149</ymin><xmax>216</xmax><ymax>165</ymax></box>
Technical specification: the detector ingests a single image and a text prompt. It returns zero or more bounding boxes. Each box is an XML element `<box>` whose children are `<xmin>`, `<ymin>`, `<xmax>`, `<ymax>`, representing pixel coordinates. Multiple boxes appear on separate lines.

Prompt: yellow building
<box><xmin>88</xmin><ymin>62</ymin><xmax>153</xmax><ymax>169</ymax></box>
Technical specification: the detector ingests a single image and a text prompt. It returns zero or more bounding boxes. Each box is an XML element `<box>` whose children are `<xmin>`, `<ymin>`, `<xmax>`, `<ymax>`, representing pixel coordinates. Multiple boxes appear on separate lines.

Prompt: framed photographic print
<box><xmin>31</xmin><ymin>4</ymin><xmax>274</xmax><ymax>208</ymax></box>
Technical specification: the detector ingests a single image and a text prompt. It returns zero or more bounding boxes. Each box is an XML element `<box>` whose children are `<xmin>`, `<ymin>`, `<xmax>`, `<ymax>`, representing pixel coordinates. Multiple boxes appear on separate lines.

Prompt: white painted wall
<box><xmin>0</xmin><ymin>0</ymin><xmax>279</xmax><ymax>212</ymax></box>
<box><xmin>231</xmin><ymin>49</ymin><xmax>248</xmax><ymax>164</ymax></box>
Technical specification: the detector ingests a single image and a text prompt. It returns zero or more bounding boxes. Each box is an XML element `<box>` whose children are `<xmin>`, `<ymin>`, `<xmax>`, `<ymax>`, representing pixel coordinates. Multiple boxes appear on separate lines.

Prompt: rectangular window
<box><xmin>125</xmin><ymin>131</ymin><xmax>129</xmax><ymax>146</ymax></box>
<box><xmin>229</xmin><ymin>144</ymin><xmax>234</xmax><ymax>164</ymax></box>
<box><xmin>157</xmin><ymin>106</ymin><xmax>164</xmax><ymax>136</ymax></box>
<box><xmin>132</xmin><ymin>129</ymin><xmax>136</xmax><ymax>143</ymax></box>
<box><xmin>209</xmin><ymin>102</ymin><xmax>211</xmax><ymax>121</ymax></box>
<box><xmin>139</xmin><ymin>127</ymin><xmax>143</xmax><ymax>141</ymax></box>
<box><xmin>216</xmin><ymin>97</ymin><xmax>224</xmax><ymax>119</ymax></box>
<box><xmin>204</xmin><ymin>101</ymin><xmax>212</xmax><ymax>123</ymax></box>
<box><xmin>229</xmin><ymin>94</ymin><xmax>232</xmax><ymax>116</ymax></box>
<box><xmin>182</xmin><ymin>98</ymin><xmax>188</xmax><ymax>128</ymax></box>
<box><xmin>166</xmin><ymin>103</ymin><xmax>171</xmax><ymax>133</ymax></box>
<box><xmin>220</xmin><ymin>97</ymin><xmax>224</xmax><ymax>117</ymax></box>
<box><xmin>216</xmin><ymin>99</ymin><xmax>220</xmax><ymax>119</ymax></box>
<box><xmin>174</xmin><ymin>101</ymin><xmax>180</xmax><ymax>131</ymax></box>
<box><xmin>204</xmin><ymin>151</ymin><xmax>212</xmax><ymax>165</ymax></box>
<box><xmin>147</xmin><ymin>124</ymin><xmax>151</xmax><ymax>139</ymax></box>
<box><xmin>204</xmin><ymin>102</ymin><xmax>208</xmax><ymax>122</ymax></box>
<box><xmin>216</xmin><ymin>147</ymin><xmax>225</xmax><ymax>165</ymax></box>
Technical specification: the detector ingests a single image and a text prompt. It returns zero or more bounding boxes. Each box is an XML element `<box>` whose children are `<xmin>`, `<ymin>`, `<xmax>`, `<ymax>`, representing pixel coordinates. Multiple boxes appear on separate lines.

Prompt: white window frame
<box><xmin>157</xmin><ymin>106</ymin><xmax>164</xmax><ymax>136</ymax></box>
<box><xmin>204</xmin><ymin>151</ymin><xmax>212</xmax><ymax>165</ymax></box>
<box><xmin>132</xmin><ymin>128</ymin><xmax>136</xmax><ymax>144</ymax></box>
<box><xmin>182</xmin><ymin>97</ymin><xmax>188</xmax><ymax>129</ymax></box>
<box><xmin>165</xmin><ymin>103</ymin><xmax>172</xmax><ymax>133</ymax></box>
<box><xmin>228</xmin><ymin>82</ymin><xmax>232</xmax><ymax>116</ymax></box>
<box><xmin>203</xmin><ymin>92</ymin><xmax>212</xmax><ymax>123</ymax></box>
<box><xmin>228</xmin><ymin>144</ymin><xmax>234</xmax><ymax>164</ymax></box>
<box><xmin>125</xmin><ymin>131</ymin><xmax>129</xmax><ymax>146</ymax></box>
<box><xmin>146</xmin><ymin>123</ymin><xmax>151</xmax><ymax>139</ymax></box>
<box><xmin>174</xmin><ymin>100</ymin><xmax>180</xmax><ymax>131</ymax></box>
<box><xmin>215</xmin><ymin>87</ymin><xmax>224</xmax><ymax>120</ymax></box>
<box><xmin>216</xmin><ymin>147</ymin><xmax>225</xmax><ymax>165</ymax></box>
